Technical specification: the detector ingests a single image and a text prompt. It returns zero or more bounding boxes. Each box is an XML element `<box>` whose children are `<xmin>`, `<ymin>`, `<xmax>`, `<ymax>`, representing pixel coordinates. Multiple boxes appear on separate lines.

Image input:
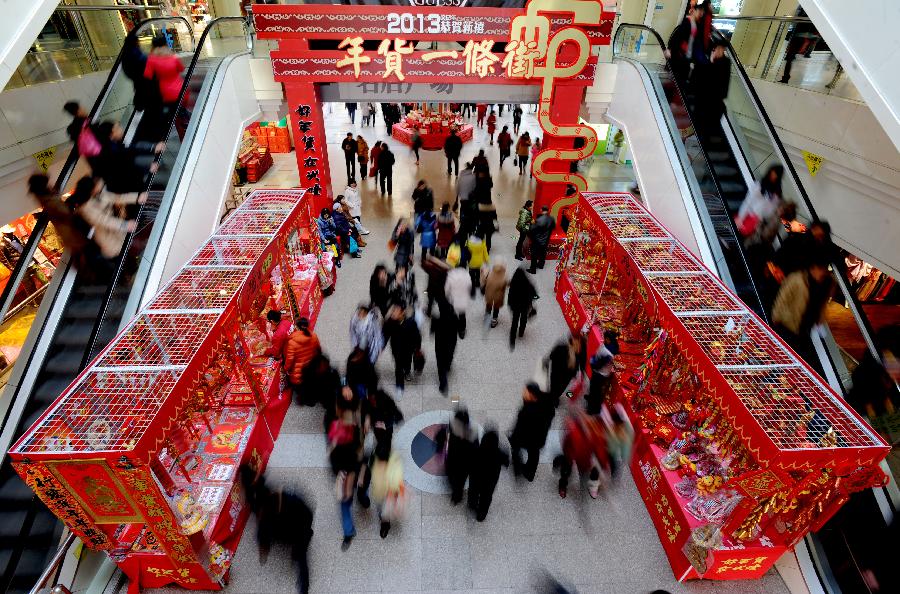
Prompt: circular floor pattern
<box><xmin>393</xmin><ymin>409</ymin><xmax>452</xmax><ymax>494</ymax></box>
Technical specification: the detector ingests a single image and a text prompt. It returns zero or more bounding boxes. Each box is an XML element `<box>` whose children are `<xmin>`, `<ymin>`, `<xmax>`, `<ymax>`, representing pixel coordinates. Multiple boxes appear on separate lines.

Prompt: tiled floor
<box><xmin>147</xmin><ymin>107</ymin><xmax>789</xmax><ymax>594</ymax></box>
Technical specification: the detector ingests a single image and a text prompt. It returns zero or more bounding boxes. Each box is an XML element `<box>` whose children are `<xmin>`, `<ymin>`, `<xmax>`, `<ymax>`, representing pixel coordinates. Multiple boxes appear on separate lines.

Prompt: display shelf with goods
<box><xmin>556</xmin><ymin>192</ymin><xmax>890</xmax><ymax>581</ymax></box>
<box><xmin>246</xmin><ymin>120</ymin><xmax>292</xmax><ymax>154</ymax></box>
<box><xmin>8</xmin><ymin>190</ymin><xmax>335</xmax><ymax>592</ymax></box>
<box><xmin>392</xmin><ymin>107</ymin><xmax>474</xmax><ymax>151</ymax></box>
<box><xmin>234</xmin><ymin>128</ymin><xmax>273</xmax><ymax>185</ymax></box>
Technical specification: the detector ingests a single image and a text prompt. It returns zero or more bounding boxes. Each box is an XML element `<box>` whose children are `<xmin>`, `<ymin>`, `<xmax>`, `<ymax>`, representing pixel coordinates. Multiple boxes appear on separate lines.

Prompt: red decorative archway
<box><xmin>254</xmin><ymin>1</ymin><xmax>615</xmax><ymax>216</ymax></box>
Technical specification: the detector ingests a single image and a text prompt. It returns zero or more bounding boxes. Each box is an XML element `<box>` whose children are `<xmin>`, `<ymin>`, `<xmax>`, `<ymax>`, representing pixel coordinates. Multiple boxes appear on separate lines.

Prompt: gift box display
<box><xmin>556</xmin><ymin>192</ymin><xmax>889</xmax><ymax>581</ymax></box>
<box><xmin>9</xmin><ymin>190</ymin><xmax>334</xmax><ymax>592</ymax></box>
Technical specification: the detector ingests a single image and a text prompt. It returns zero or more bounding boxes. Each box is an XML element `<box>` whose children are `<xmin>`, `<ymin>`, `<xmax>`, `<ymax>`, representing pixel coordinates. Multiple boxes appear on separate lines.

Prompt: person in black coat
<box><xmin>547</xmin><ymin>334</ymin><xmax>586</xmax><ymax>407</ymax></box>
<box><xmin>382</xmin><ymin>303</ymin><xmax>421</xmax><ymax>397</ymax></box>
<box><xmin>443</xmin><ymin>409</ymin><xmax>478</xmax><ymax>504</ymax></box>
<box><xmin>240</xmin><ymin>466</ymin><xmax>314</xmax><ymax>594</ymax></box>
<box><xmin>390</xmin><ymin>218</ymin><xmax>415</xmax><ymax>270</ymax></box>
<box><xmin>93</xmin><ymin>120</ymin><xmax>162</xmax><ymax>195</ymax></box>
<box><xmin>341</xmin><ymin>132</ymin><xmax>358</xmax><ymax>180</ymax></box>
<box><xmin>412</xmin><ymin>180</ymin><xmax>434</xmax><ymax>215</ymax></box>
<box><xmin>378</xmin><ymin>146</ymin><xmax>396</xmax><ymax>195</ymax></box>
<box><xmin>507</xmin><ymin>266</ymin><xmax>537</xmax><ymax>350</ymax></box>
<box><xmin>432</xmin><ymin>296</ymin><xmax>458</xmax><ymax>395</ymax></box>
<box><xmin>345</xmin><ymin>347</ymin><xmax>378</xmax><ymax>400</ymax></box>
<box><xmin>693</xmin><ymin>39</ymin><xmax>731</xmax><ymax>137</ymax></box>
<box><xmin>369</xmin><ymin>264</ymin><xmax>392</xmax><ymax>316</ymax></box>
<box><xmin>509</xmin><ymin>383</ymin><xmax>554</xmax><ymax>481</ymax></box>
<box><xmin>362</xmin><ymin>388</ymin><xmax>404</xmax><ymax>451</ymax></box>
<box><xmin>467</xmin><ymin>428</ymin><xmax>509</xmax><ymax>521</ymax></box>
<box><xmin>121</xmin><ymin>32</ymin><xmax>163</xmax><ymax>142</ymax></box>
<box><xmin>444</xmin><ymin>129</ymin><xmax>463</xmax><ymax>175</ymax></box>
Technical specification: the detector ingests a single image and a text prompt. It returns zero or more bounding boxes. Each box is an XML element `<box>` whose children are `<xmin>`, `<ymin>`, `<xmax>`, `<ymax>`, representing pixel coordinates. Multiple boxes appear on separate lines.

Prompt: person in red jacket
<box><xmin>497</xmin><ymin>125</ymin><xmax>513</xmax><ymax>166</ymax></box>
<box><xmin>283</xmin><ymin>318</ymin><xmax>321</xmax><ymax>389</ymax></box>
<box><xmin>486</xmin><ymin>111</ymin><xmax>497</xmax><ymax>145</ymax></box>
<box><xmin>476</xmin><ymin>103</ymin><xmax>487</xmax><ymax>127</ymax></box>
<box><xmin>555</xmin><ymin>409</ymin><xmax>609</xmax><ymax>499</ymax></box>
<box><xmin>263</xmin><ymin>310</ymin><xmax>293</xmax><ymax>361</ymax></box>
<box><xmin>144</xmin><ymin>36</ymin><xmax>186</xmax><ymax>139</ymax></box>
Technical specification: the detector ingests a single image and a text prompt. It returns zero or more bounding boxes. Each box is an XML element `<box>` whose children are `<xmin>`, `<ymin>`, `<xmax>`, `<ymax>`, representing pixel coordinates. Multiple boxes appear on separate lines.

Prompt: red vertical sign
<box><xmin>285</xmin><ymin>83</ymin><xmax>332</xmax><ymax>213</ymax></box>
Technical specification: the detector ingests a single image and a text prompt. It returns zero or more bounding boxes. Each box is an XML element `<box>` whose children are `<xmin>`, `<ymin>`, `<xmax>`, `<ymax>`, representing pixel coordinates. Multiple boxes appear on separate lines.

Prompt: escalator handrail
<box><xmin>711</xmin><ymin>25</ymin><xmax>883</xmax><ymax>361</ymax></box>
<box><xmin>81</xmin><ymin>16</ymin><xmax>252</xmax><ymax>369</ymax></box>
<box><xmin>612</xmin><ymin>23</ymin><xmax>769</xmax><ymax>321</ymax></box>
<box><xmin>0</xmin><ymin>16</ymin><xmax>194</xmax><ymax>328</ymax></box>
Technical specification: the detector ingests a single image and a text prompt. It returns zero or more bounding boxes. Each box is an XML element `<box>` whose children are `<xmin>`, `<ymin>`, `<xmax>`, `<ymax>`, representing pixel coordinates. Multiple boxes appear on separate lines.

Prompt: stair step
<box><xmin>32</xmin><ymin>376</ymin><xmax>72</xmax><ymax>405</ymax></box>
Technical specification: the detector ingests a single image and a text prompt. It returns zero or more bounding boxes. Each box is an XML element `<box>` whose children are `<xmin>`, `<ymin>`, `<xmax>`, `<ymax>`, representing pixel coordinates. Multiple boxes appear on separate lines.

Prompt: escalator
<box><xmin>0</xmin><ymin>16</ymin><xmax>251</xmax><ymax>594</ymax></box>
<box><xmin>612</xmin><ymin>23</ymin><xmax>898</xmax><ymax>594</ymax></box>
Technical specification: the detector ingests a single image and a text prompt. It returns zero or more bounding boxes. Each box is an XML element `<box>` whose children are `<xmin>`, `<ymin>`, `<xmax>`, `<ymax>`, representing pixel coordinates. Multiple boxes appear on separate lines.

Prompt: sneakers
<box><xmin>360</xmin><ymin>228</ymin><xmax>371</xmax><ymax>235</ymax></box>
<box><xmin>341</xmin><ymin>535</ymin><xmax>354</xmax><ymax>551</ymax></box>
<box><xmin>490</xmin><ymin>319</ymin><xmax>498</xmax><ymax>328</ymax></box>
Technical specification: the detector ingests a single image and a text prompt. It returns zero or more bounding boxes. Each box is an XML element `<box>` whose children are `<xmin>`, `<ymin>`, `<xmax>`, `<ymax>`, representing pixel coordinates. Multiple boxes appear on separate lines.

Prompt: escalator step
<box><xmin>710</xmin><ymin>165</ymin><xmax>739</xmax><ymax>178</ymax></box>
<box><xmin>44</xmin><ymin>351</ymin><xmax>84</xmax><ymax>374</ymax></box>
<box><xmin>0</xmin><ymin>511</ymin><xmax>28</xmax><ymax>538</ymax></box>
<box><xmin>705</xmin><ymin>150</ymin><xmax>731</xmax><ymax>162</ymax></box>
<box><xmin>0</xmin><ymin>479</ymin><xmax>32</xmax><ymax>504</ymax></box>
<box><xmin>719</xmin><ymin>180</ymin><xmax>745</xmax><ymax>194</ymax></box>
<box><xmin>54</xmin><ymin>322</ymin><xmax>94</xmax><ymax>346</ymax></box>
<box><xmin>32</xmin><ymin>377</ymin><xmax>71</xmax><ymax>405</ymax></box>
<box><xmin>66</xmin><ymin>299</ymin><xmax>104</xmax><ymax>319</ymax></box>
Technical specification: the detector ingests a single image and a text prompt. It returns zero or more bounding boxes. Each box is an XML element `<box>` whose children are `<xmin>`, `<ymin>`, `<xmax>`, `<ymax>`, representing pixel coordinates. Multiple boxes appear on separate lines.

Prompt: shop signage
<box><xmin>802</xmin><ymin>150</ymin><xmax>824</xmax><ymax>177</ymax></box>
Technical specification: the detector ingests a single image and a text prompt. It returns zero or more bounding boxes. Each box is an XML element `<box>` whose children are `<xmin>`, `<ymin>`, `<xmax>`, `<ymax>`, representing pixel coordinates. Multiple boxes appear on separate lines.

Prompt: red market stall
<box><xmin>392</xmin><ymin>111</ymin><xmax>474</xmax><ymax>151</ymax></box>
<box><xmin>9</xmin><ymin>190</ymin><xmax>334</xmax><ymax>592</ymax></box>
<box><xmin>556</xmin><ymin>192</ymin><xmax>890</xmax><ymax>581</ymax></box>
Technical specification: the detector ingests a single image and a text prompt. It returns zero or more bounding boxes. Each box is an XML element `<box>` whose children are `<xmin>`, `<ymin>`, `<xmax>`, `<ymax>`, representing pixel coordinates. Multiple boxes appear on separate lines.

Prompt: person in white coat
<box><xmin>444</xmin><ymin>266</ymin><xmax>472</xmax><ymax>339</ymax></box>
<box><xmin>343</xmin><ymin>180</ymin><xmax>369</xmax><ymax>235</ymax></box>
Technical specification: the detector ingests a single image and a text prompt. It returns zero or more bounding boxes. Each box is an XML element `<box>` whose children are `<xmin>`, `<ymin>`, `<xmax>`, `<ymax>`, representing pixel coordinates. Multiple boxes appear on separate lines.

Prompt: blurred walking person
<box><xmin>516</xmin><ymin>132</ymin><xmax>532</xmax><ymax>176</ymax></box>
<box><xmin>436</xmin><ymin>202</ymin><xmax>457</xmax><ymax>259</ymax></box>
<box><xmin>497</xmin><ymin>125</ymin><xmax>513</xmax><ymax>166</ymax></box>
<box><xmin>476</xmin><ymin>103</ymin><xmax>487</xmax><ymax>127</ymax></box>
<box><xmin>555</xmin><ymin>409</ymin><xmax>609</xmax><ymax>499</ymax></box>
<box><xmin>27</xmin><ymin>174</ymin><xmax>95</xmax><ymax>272</ymax></box>
<box><xmin>369</xmin><ymin>141</ymin><xmax>383</xmax><ymax>187</ymax></box>
<box><xmin>467</xmin><ymin>428</ymin><xmax>509</xmax><ymax>521</ymax></box>
<box><xmin>466</xmin><ymin>232</ymin><xmax>489</xmax><ymax>297</ymax></box>
<box><xmin>481</xmin><ymin>258</ymin><xmax>508</xmax><ymax>328</ymax></box>
<box><xmin>509</xmin><ymin>382</ymin><xmax>554</xmax><ymax>482</ymax></box>
<box><xmin>444</xmin><ymin>409</ymin><xmax>478</xmax><ymax>504</ymax></box>
<box><xmin>356</xmin><ymin>136</ymin><xmax>370</xmax><ymax>180</ymax></box>
<box><xmin>515</xmin><ymin>200</ymin><xmax>533</xmax><ymax>261</ymax></box>
<box><xmin>486</xmin><ymin>110</ymin><xmax>497</xmax><ymax>144</ymax></box>
<box><xmin>369</xmin><ymin>442</ymin><xmax>406</xmax><ymax>538</ymax></box>
<box><xmin>507</xmin><ymin>266</ymin><xmax>537</xmax><ymax>350</ymax></box>
<box><xmin>444</xmin><ymin>128</ymin><xmax>463</xmax><ymax>176</ymax></box>
<box><xmin>328</xmin><ymin>386</ymin><xmax>362</xmax><ymax>550</ymax></box>
<box><xmin>240</xmin><ymin>467</ymin><xmax>314</xmax><ymax>593</ymax></box>
<box><xmin>383</xmin><ymin>303</ymin><xmax>421</xmax><ymax>398</ymax></box>
<box><xmin>284</xmin><ymin>318</ymin><xmax>322</xmax><ymax>394</ymax></box>
<box><xmin>422</xmin><ymin>253</ymin><xmax>450</xmax><ymax>317</ymax></box>
<box><xmin>528</xmin><ymin>206</ymin><xmax>555</xmax><ymax>274</ymax></box>
<box><xmin>771</xmin><ymin>257</ymin><xmax>833</xmax><ymax>372</ymax></box>
<box><xmin>601</xmin><ymin>402</ymin><xmax>634</xmax><ymax>481</ymax></box>
<box><xmin>433</xmin><ymin>297</ymin><xmax>459</xmax><ymax>395</ymax></box>
<box><xmin>445</xmin><ymin>262</ymin><xmax>472</xmax><ymax>339</ymax></box>
<box><xmin>378</xmin><ymin>144</ymin><xmax>395</xmax><ymax>196</ymax></box>
<box><xmin>68</xmin><ymin>176</ymin><xmax>144</xmax><ymax>260</ymax></box>
<box><xmin>341</xmin><ymin>132</ymin><xmax>358</xmax><ymax>180</ymax></box>
<box><xmin>512</xmin><ymin>104</ymin><xmax>523</xmax><ymax>134</ymax></box>
<box><xmin>144</xmin><ymin>36</ymin><xmax>186</xmax><ymax>140</ymax></box>
<box><xmin>390</xmin><ymin>218</ymin><xmax>414</xmax><ymax>270</ymax></box>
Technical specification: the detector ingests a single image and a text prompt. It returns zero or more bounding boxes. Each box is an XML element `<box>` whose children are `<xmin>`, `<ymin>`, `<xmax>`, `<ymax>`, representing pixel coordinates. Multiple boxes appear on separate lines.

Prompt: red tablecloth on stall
<box><xmin>392</xmin><ymin>121</ymin><xmax>474</xmax><ymax>150</ymax></box>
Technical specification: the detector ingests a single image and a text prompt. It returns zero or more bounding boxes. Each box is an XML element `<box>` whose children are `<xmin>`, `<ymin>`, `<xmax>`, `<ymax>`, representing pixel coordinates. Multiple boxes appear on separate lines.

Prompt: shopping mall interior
<box><xmin>0</xmin><ymin>1</ymin><xmax>898</xmax><ymax>594</ymax></box>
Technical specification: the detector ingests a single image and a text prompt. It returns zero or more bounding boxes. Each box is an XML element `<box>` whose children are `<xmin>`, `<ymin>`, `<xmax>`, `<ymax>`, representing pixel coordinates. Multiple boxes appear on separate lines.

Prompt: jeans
<box><xmin>509</xmin><ymin>308</ymin><xmax>528</xmax><ymax>347</ymax></box>
<box><xmin>348</xmin><ymin>109</ymin><xmax>356</xmax><ymax>123</ymax></box>
<box><xmin>447</xmin><ymin>155</ymin><xmax>459</xmax><ymax>175</ymax></box>
<box><xmin>380</xmin><ymin>171</ymin><xmax>393</xmax><ymax>195</ymax></box>
<box><xmin>340</xmin><ymin>498</ymin><xmax>355</xmax><ymax>537</ymax></box>
<box><xmin>345</xmin><ymin>155</ymin><xmax>356</xmax><ymax>180</ymax></box>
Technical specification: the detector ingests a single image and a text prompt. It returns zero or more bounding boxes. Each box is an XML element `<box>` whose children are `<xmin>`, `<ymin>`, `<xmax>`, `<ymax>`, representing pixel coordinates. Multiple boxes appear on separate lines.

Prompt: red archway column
<box><xmin>533</xmin><ymin>86</ymin><xmax>586</xmax><ymax>219</ymax></box>
<box><xmin>284</xmin><ymin>82</ymin><xmax>333</xmax><ymax>213</ymax></box>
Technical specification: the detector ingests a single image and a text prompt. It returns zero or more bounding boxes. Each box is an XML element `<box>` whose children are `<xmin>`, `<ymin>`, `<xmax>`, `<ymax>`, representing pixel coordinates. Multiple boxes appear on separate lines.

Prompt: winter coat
<box><xmin>388</xmin><ymin>272</ymin><xmax>418</xmax><ymax>309</ymax></box>
<box><xmin>446</xmin><ymin>417</ymin><xmax>478</xmax><ymax>480</ymax></box>
<box><xmin>444</xmin><ymin>133</ymin><xmax>463</xmax><ymax>157</ymax></box>
<box><xmin>444</xmin><ymin>268</ymin><xmax>472</xmax><ymax>314</ymax></box>
<box><xmin>436</xmin><ymin>211</ymin><xmax>456</xmax><ymax>248</ymax></box>
<box><xmin>383</xmin><ymin>316</ymin><xmax>421</xmax><ymax>359</ymax></box>
<box><xmin>316</xmin><ymin>216</ymin><xmax>336</xmax><ymax>243</ymax></box>
<box><xmin>332</xmin><ymin>210</ymin><xmax>352</xmax><ymax>235</ymax></box>
<box><xmin>477</xmin><ymin>203</ymin><xmax>498</xmax><ymax>237</ymax></box>
<box><xmin>349</xmin><ymin>310</ymin><xmax>384</xmax><ymax>364</ymax></box>
<box><xmin>416</xmin><ymin>212</ymin><xmax>438</xmax><ymax>249</ymax></box>
<box><xmin>341</xmin><ymin>137</ymin><xmax>358</xmax><ymax>158</ymax></box>
<box><xmin>370</xmin><ymin>145</ymin><xmax>382</xmax><ymax>169</ymax></box>
<box><xmin>356</xmin><ymin>138</ymin><xmax>369</xmax><ymax>161</ymax></box>
<box><xmin>343</xmin><ymin>186</ymin><xmax>362</xmax><ymax>218</ymax></box>
<box><xmin>472</xmin><ymin>435</ymin><xmax>510</xmax><ymax>489</ymax></box>
<box><xmin>412</xmin><ymin>186</ymin><xmax>434</xmax><ymax>215</ymax></box>
<box><xmin>530</xmin><ymin>213</ymin><xmax>556</xmax><ymax>247</ymax></box>
<box><xmin>486</xmin><ymin>115</ymin><xmax>497</xmax><ymax>134</ymax></box>
<box><xmin>77</xmin><ymin>191</ymin><xmax>141</xmax><ymax>258</ymax></box>
<box><xmin>144</xmin><ymin>52</ymin><xmax>184</xmax><ymax>103</ymax></box>
<box><xmin>264</xmin><ymin>319</ymin><xmax>293</xmax><ymax>360</ymax></box>
<box><xmin>456</xmin><ymin>169</ymin><xmax>476</xmax><ymax>204</ymax></box>
<box><xmin>466</xmin><ymin>236</ymin><xmax>489</xmax><ymax>270</ymax></box>
<box><xmin>772</xmin><ymin>270</ymin><xmax>830</xmax><ymax>336</ymax></box>
<box><xmin>481</xmin><ymin>262</ymin><xmax>508</xmax><ymax>309</ymax></box>
<box><xmin>378</xmin><ymin>149</ymin><xmax>395</xmax><ymax>173</ymax></box>
<box><xmin>369</xmin><ymin>271</ymin><xmax>392</xmax><ymax>316</ymax></box>
<box><xmin>510</xmin><ymin>400</ymin><xmax>554</xmax><ymax>450</ymax></box>
<box><xmin>95</xmin><ymin>140</ymin><xmax>157</xmax><ymax>194</ymax></box>
<box><xmin>497</xmin><ymin>131</ymin><xmax>513</xmax><ymax>152</ymax></box>
<box><xmin>391</xmin><ymin>224</ymin><xmax>415</xmax><ymax>268</ymax></box>
<box><xmin>370</xmin><ymin>451</ymin><xmax>403</xmax><ymax>506</ymax></box>
<box><xmin>507</xmin><ymin>267</ymin><xmax>537</xmax><ymax>311</ymax></box>
<box><xmin>283</xmin><ymin>330</ymin><xmax>321</xmax><ymax>385</ymax></box>
<box><xmin>516</xmin><ymin>207</ymin><xmax>533</xmax><ymax>234</ymax></box>
<box><xmin>516</xmin><ymin>137</ymin><xmax>532</xmax><ymax>157</ymax></box>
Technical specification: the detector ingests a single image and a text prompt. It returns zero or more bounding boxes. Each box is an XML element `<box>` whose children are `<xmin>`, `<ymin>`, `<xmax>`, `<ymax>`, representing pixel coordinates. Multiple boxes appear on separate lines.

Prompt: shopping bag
<box><xmin>348</xmin><ymin>236</ymin><xmax>359</xmax><ymax>255</ymax></box>
<box><xmin>413</xmin><ymin>349</ymin><xmax>426</xmax><ymax>373</ymax></box>
<box><xmin>446</xmin><ymin>243</ymin><xmax>461</xmax><ymax>267</ymax></box>
<box><xmin>734</xmin><ymin>211</ymin><xmax>760</xmax><ymax>237</ymax></box>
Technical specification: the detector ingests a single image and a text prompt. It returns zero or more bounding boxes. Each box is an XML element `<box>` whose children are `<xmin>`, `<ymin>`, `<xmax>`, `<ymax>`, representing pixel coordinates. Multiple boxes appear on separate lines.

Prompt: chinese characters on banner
<box><xmin>285</xmin><ymin>84</ymin><xmax>331</xmax><ymax>211</ymax></box>
<box><xmin>259</xmin><ymin>0</ymin><xmax>613</xmax><ymax>220</ymax></box>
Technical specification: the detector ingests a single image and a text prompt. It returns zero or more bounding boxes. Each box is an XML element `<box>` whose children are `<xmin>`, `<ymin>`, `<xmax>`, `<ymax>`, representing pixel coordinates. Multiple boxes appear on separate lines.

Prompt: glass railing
<box><xmin>612</xmin><ymin>25</ymin><xmax>768</xmax><ymax>320</ymax></box>
<box><xmin>0</xmin><ymin>16</ymin><xmax>193</xmax><ymax>394</ymax></box>
<box><xmin>84</xmin><ymin>16</ymin><xmax>252</xmax><ymax>363</ymax></box>
<box><xmin>712</xmin><ymin>15</ymin><xmax>862</xmax><ymax>102</ymax></box>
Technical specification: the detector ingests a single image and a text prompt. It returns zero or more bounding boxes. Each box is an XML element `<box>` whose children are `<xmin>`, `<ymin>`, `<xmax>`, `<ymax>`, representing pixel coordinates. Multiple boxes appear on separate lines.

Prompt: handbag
<box><xmin>734</xmin><ymin>211</ymin><xmax>760</xmax><ymax>237</ymax></box>
<box><xmin>348</xmin><ymin>236</ymin><xmax>359</xmax><ymax>255</ymax></box>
